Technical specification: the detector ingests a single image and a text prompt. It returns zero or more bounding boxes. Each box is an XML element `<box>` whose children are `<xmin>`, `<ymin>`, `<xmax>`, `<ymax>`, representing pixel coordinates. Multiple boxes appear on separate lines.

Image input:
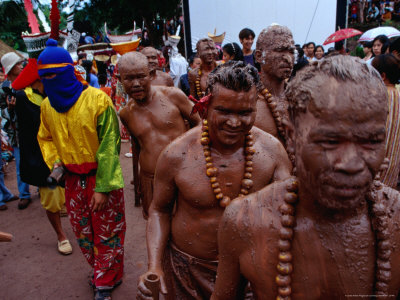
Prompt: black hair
<box><xmin>206</xmin><ymin>60</ymin><xmax>260</xmax><ymax>95</ymax></box>
<box><xmin>81</xmin><ymin>60</ymin><xmax>93</xmax><ymax>83</ymax></box>
<box><xmin>222</xmin><ymin>42</ymin><xmax>244</xmax><ymax>62</ymax></box>
<box><xmin>334</xmin><ymin>40</ymin><xmax>344</xmax><ymax>51</ymax></box>
<box><xmin>306</xmin><ymin>42</ymin><xmax>316</xmax><ymax>48</ymax></box>
<box><xmin>372</xmin><ymin>35</ymin><xmax>390</xmax><ymax>56</ymax></box>
<box><xmin>314</xmin><ymin>45</ymin><xmax>325</xmax><ymax>54</ymax></box>
<box><xmin>188</xmin><ymin>53</ymin><xmax>198</xmax><ymax>66</ymax></box>
<box><xmin>364</xmin><ymin>41</ymin><xmax>373</xmax><ymax>49</ymax></box>
<box><xmin>239</xmin><ymin>28</ymin><xmax>255</xmax><ymax>40</ymax></box>
<box><xmin>98</xmin><ymin>73</ymin><xmax>107</xmax><ymax>86</ymax></box>
<box><xmin>371</xmin><ymin>54</ymin><xmax>400</xmax><ymax>84</ymax></box>
<box><xmin>389</xmin><ymin>37</ymin><xmax>400</xmax><ymax>54</ymax></box>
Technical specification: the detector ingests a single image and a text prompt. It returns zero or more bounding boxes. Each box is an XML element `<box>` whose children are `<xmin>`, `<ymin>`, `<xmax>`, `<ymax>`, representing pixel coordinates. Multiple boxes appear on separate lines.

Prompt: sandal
<box><xmin>94</xmin><ymin>289</ymin><xmax>112</xmax><ymax>300</ymax></box>
<box><xmin>18</xmin><ymin>198</ymin><xmax>31</xmax><ymax>210</ymax></box>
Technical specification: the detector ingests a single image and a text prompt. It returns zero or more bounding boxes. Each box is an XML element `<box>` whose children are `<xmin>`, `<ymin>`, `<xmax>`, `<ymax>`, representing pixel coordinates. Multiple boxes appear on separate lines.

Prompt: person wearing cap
<box><xmin>0</xmin><ymin>52</ymin><xmax>32</xmax><ymax>209</ymax></box>
<box><xmin>37</xmin><ymin>39</ymin><xmax>125</xmax><ymax>300</ymax></box>
<box><xmin>11</xmin><ymin>58</ymin><xmax>72</xmax><ymax>254</ymax></box>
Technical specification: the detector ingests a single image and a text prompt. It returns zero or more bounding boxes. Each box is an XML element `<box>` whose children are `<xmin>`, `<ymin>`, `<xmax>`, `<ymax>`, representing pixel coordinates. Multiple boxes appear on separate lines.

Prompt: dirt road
<box><xmin>0</xmin><ymin>142</ymin><xmax>147</xmax><ymax>300</ymax></box>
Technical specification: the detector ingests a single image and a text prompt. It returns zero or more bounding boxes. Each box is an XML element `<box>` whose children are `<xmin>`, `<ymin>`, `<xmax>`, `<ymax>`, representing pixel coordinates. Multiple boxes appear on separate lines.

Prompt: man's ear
<box><xmin>381</xmin><ymin>72</ymin><xmax>387</xmax><ymax>82</ymax></box>
<box><xmin>255</xmin><ymin>49</ymin><xmax>262</xmax><ymax>64</ymax></box>
<box><xmin>283</xmin><ymin>118</ymin><xmax>295</xmax><ymax>155</ymax></box>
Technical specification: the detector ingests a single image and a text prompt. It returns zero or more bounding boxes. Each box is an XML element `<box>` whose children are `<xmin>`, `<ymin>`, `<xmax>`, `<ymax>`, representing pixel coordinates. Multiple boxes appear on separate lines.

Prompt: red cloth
<box><xmin>189</xmin><ymin>94</ymin><xmax>211</xmax><ymax>119</ymax></box>
<box><xmin>64</xmin><ymin>173</ymin><xmax>126</xmax><ymax>288</ymax></box>
<box><xmin>23</xmin><ymin>0</ymin><xmax>40</xmax><ymax>34</ymax></box>
<box><xmin>12</xmin><ymin>58</ymin><xmax>40</xmax><ymax>90</ymax></box>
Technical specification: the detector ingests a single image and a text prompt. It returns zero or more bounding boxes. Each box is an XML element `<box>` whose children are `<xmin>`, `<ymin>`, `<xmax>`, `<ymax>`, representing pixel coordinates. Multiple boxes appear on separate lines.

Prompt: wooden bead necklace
<box><xmin>195</xmin><ymin>69</ymin><xmax>204</xmax><ymax>99</ymax></box>
<box><xmin>261</xmin><ymin>87</ymin><xmax>295</xmax><ymax>166</ymax></box>
<box><xmin>275</xmin><ymin>178</ymin><xmax>298</xmax><ymax>300</ymax></box>
<box><xmin>201</xmin><ymin>119</ymin><xmax>255</xmax><ymax>208</ymax></box>
<box><xmin>275</xmin><ymin>158</ymin><xmax>391</xmax><ymax>299</ymax></box>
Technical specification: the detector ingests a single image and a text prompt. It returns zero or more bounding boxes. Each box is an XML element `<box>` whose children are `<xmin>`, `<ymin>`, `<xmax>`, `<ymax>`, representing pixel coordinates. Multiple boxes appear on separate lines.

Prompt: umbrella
<box><xmin>323</xmin><ymin>28</ymin><xmax>362</xmax><ymax>45</ymax></box>
<box><xmin>358</xmin><ymin>26</ymin><xmax>400</xmax><ymax>42</ymax></box>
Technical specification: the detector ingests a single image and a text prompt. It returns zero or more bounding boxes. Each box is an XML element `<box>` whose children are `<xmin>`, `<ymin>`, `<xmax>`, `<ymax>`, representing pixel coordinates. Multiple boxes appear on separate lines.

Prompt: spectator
<box><xmin>389</xmin><ymin>37</ymin><xmax>400</xmax><ymax>61</ymax></box>
<box><xmin>222</xmin><ymin>42</ymin><xmax>244</xmax><ymax>62</ymax></box>
<box><xmin>98</xmin><ymin>73</ymin><xmax>111</xmax><ymax>97</ymax></box>
<box><xmin>0</xmin><ymin>52</ymin><xmax>31</xmax><ymax>209</ymax></box>
<box><xmin>81</xmin><ymin>60</ymin><xmax>100</xmax><ymax>88</ymax></box>
<box><xmin>363</xmin><ymin>41</ymin><xmax>374</xmax><ymax>61</ymax></box>
<box><xmin>335</xmin><ymin>40</ymin><xmax>346</xmax><ymax>54</ymax></box>
<box><xmin>372</xmin><ymin>34</ymin><xmax>390</xmax><ymax>57</ymax></box>
<box><xmin>179</xmin><ymin>53</ymin><xmax>201</xmax><ymax>96</ymax></box>
<box><xmin>314</xmin><ymin>45</ymin><xmax>325</xmax><ymax>60</ymax></box>
<box><xmin>366</xmin><ymin>2</ymin><xmax>380</xmax><ymax>22</ymax></box>
<box><xmin>371</xmin><ymin>54</ymin><xmax>400</xmax><ymax>188</ymax></box>
<box><xmin>381</xmin><ymin>4</ymin><xmax>393</xmax><ymax>22</ymax></box>
<box><xmin>305</xmin><ymin>42</ymin><xmax>316</xmax><ymax>61</ymax></box>
<box><xmin>238</xmin><ymin>28</ymin><xmax>259</xmax><ymax>70</ymax></box>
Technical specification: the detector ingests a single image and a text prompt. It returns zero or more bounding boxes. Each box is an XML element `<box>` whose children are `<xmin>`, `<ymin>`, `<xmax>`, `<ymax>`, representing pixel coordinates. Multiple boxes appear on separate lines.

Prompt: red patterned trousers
<box><xmin>64</xmin><ymin>173</ymin><xmax>126</xmax><ymax>289</ymax></box>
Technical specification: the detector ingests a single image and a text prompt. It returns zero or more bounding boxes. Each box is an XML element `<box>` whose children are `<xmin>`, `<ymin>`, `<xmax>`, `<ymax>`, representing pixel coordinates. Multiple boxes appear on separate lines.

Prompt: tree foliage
<box><xmin>0</xmin><ymin>1</ymin><xmax>29</xmax><ymax>51</ymax></box>
<box><xmin>74</xmin><ymin>0</ymin><xmax>181</xmax><ymax>47</ymax></box>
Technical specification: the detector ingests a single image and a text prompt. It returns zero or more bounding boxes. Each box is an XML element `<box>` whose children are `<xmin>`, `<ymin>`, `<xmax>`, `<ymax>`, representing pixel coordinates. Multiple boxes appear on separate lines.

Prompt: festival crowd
<box><xmin>1</xmin><ymin>19</ymin><xmax>400</xmax><ymax>300</ymax></box>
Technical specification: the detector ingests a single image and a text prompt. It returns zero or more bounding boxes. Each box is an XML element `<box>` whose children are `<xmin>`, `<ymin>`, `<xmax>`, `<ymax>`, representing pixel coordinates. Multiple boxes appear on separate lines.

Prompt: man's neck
<box><xmin>260</xmin><ymin>72</ymin><xmax>285</xmax><ymax>97</ymax></box>
<box><xmin>201</xmin><ymin>61</ymin><xmax>216</xmax><ymax>72</ymax></box>
<box><xmin>208</xmin><ymin>131</ymin><xmax>247</xmax><ymax>156</ymax></box>
<box><xmin>149</xmin><ymin>69</ymin><xmax>157</xmax><ymax>78</ymax></box>
<box><xmin>296</xmin><ymin>188</ymin><xmax>368</xmax><ymax>222</ymax></box>
<box><xmin>243</xmin><ymin>48</ymin><xmax>252</xmax><ymax>56</ymax></box>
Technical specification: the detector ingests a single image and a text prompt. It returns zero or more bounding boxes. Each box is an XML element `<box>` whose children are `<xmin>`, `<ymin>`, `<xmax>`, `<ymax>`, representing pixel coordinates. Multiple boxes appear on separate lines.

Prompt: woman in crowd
<box><xmin>314</xmin><ymin>45</ymin><xmax>325</xmax><ymax>61</ymax></box>
<box><xmin>222</xmin><ymin>42</ymin><xmax>244</xmax><ymax>62</ymax></box>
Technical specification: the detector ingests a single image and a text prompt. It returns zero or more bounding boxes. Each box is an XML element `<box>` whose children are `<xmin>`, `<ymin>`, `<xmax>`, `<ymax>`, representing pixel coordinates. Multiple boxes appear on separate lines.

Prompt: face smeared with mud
<box><xmin>257</xmin><ymin>26</ymin><xmax>295</xmax><ymax>80</ymax></box>
<box><xmin>207</xmin><ymin>84</ymin><xmax>257</xmax><ymax>146</ymax></box>
<box><xmin>198</xmin><ymin>40</ymin><xmax>217</xmax><ymax>65</ymax></box>
<box><xmin>141</xmin><ymin>47</ymin><xmax>159</xmax><ymax>74</ymax></box>
<box><xmin>294</xmin><ymin>76</ymin><xmax>387</xmax><ymax>211</ymax></box>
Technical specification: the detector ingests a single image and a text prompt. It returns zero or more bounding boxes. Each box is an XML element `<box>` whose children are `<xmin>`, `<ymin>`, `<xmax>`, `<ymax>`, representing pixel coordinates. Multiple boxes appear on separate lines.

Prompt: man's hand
<box><xmin>137</xmin><ymin>269</ymin><xmax>168</xmax><ymax>300</ymax></box>
<box><xmin>90</xmin><ymin>192</ymin><xmax>109</xmax><ymax>212</ymax></box>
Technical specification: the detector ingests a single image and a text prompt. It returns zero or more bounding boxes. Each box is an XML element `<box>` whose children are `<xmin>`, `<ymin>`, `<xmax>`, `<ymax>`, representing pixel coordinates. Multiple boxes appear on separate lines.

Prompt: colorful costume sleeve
<box><xmin>95</xmin><ymin>106</ymin><xmax>124</xmax><ymax>192</ymax></box>
<box><xmin>37</xmin><ymin>105</ymin><xmax>61</xmax><ymax>170</ymax></box>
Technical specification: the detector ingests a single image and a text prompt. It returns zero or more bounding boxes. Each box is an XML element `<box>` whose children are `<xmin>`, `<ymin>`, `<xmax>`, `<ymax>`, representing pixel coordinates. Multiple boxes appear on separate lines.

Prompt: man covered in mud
<box><xmin>118</xmin><ymin>52</ymin><xmax>199</xmax><ymax>219</ymax></box>
<box><xmin>188</xmin><ymin>38</ymin><xmax>218</xmax><ymax>100</ymax></box>
<box><xmin>141</xmin><ymin>46</ymin><xmax>174</xmax><ymax>87</ymax></box>
<box><xmin>212</xmin><ymin>55</ymin><xmax>400</xmax><ymax>299</ymax></box>
<box><xmin>254</xmin><ymin>25</ymin><xmax>295</xmax><ymax>145</ymax></box>
<box><xmin>137</xmin><ymin>61</ymin><xmax>292</xmax><ymax>299</ymax></box>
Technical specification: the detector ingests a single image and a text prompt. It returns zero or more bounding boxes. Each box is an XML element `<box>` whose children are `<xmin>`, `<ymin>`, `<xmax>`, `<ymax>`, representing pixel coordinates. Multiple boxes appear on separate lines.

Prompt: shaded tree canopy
<box><xmin>74</xmin><ymin>0</ymin><xmax>181</xmax><ymax>47</ymax></box>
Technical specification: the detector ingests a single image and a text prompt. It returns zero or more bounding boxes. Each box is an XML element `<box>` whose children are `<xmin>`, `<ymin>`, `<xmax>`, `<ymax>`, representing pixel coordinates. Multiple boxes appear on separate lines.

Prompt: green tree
<box><xmin>0</xmin><ymin>1</ymin><xmax>29</xmax><ymax>51</ymax></box>
<box><xmin>74</xmin><ymin>0</ymin><xmax>181</xmax><ymax>48</ymax></box>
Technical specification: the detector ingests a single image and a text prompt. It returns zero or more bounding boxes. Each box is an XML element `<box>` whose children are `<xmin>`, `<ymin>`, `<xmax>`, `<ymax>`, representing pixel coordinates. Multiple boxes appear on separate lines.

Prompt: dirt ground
<box><xmin>0</xmin><ymin>142</ymin><xmax>148</xmax><ymax>300</ymax></box>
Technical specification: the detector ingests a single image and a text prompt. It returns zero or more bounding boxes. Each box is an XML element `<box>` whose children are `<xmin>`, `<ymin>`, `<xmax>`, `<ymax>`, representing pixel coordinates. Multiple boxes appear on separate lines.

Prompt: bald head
<box><xmin>118</xmin><ymin>51</ymin><xmax>149</xmax><ymax>75</ymax></box>
<box><xmin>140</xmin><ymin>47</ymin><xmax>158</xmax><ymax>73</ymax></box>
<box><xmin>118</xmin><ymin>51</ymin><xmax>151</xmax><ymax>101</ymax></box>
<box><xmin>256</xmin><ymin>25</ymin><xmax>294</xmax><ymax>51</ymax></box>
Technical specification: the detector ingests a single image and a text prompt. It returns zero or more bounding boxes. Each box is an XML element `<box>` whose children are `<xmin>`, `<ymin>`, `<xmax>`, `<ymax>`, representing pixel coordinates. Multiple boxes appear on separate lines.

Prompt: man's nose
<box><xmin>334</xmin><ymin>143</ymin><xmax>365</xmax><ymax>174</ymax></box>
<box><xmin>226</xmin><ymin>116</ymin><xmax>241</xmax><ymax>128</ymax></box>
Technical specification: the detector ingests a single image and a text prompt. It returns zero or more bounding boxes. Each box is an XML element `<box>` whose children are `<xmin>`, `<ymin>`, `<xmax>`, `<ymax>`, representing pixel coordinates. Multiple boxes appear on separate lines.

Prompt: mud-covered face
<box><xmin>207</xmin><ymin>84</ymin><xmax>257</xmax><ymax>147</ymax></box>
<box><xmin>198</xmin><ymin>41</ymin><xmax>217</xmax><ymax>65</ymax></box>
<box><xmin>120</xmin><ymin>61</ymin><xmax>150</xmax><ymax>102</ymax></box>
<box><xmin>260</xmin><ymin>36</ymin><xmax>295</xmax><ymax>80</ymax></box>
<box><xmin>293</xmin><ymin>79</ymin><xmax>387</xmax><ymax>211</ymax></box>
<box><xmin>141</xmin><ymin>48</ymin><xmax>158</xmax><ymax>73</ymax></box>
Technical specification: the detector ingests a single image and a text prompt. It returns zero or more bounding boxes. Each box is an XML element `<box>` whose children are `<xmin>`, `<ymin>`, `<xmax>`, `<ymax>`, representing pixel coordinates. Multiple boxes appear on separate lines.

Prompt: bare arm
<box><xmin>137</xmin><ymin>147</ymin><xmax>179</xmax><ymax>298</ymax></box>
<box><xmin>272</xmin><ymin>139</ymin><xmax>292</xmax><ymax>181</ymax></box>
<box><xmin>188</xmin><ymin>69</ymin><xmax>197</xmax><ymax>98</ymax></box>
<box><xmin>131</xmin><ymin>135</ymin><xmax>141</xmax><ymax>206</ymax></box>
<box><xmin>170</xmin><ymin>88</ymin><xmax>200</xmax><ymax>127</ymax></box>
<box><xmin>211</xmin><ymin>203</ymin><xmax>247</xmax><ymax>300</ymax></box>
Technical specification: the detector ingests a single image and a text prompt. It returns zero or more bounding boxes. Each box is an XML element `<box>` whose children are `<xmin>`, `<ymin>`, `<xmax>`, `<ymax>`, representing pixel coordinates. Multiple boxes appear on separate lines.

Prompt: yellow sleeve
<box><xmin>37</xmin><ymin>102</ymin><xmax>61</xmax><ymax>170</ymax></box>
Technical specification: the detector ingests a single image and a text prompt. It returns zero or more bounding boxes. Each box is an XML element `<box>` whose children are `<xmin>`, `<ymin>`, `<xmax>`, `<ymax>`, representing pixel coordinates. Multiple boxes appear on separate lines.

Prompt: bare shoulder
<box><xmin>119</xmin><ymin>99</ymin><xmax>135</xmax><ymax>121</ymax></box>
<box><xmin>158</xmin><ymin>126</ymin><xmax>201</xmax><ymax>165</ymax></box>
<box><xmin>222</xmin><ymin>178</ymin><xmax>293</xmax><ymax>239</ymax></box>
<box><xmin>188</xmin><ymin>68</ymin><xmax>198</xmax><ymax>80</ymax></box>
<box><xmin>155</xmin><ymin>86</ymin><xmax>187</xmax><ymax>104</ymax></box>
<box><xmin>252</xmin><ymin>126</ymin><xmax>286</xmax><ymax>153</ymax></box>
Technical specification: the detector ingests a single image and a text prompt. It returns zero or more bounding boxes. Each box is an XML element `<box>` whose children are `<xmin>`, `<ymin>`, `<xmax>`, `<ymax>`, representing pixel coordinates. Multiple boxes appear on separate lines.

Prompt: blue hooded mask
<box><xmin>38</xmin><ymin>39</ymin><xmax>83</xmax><ymax>113</ymax></box>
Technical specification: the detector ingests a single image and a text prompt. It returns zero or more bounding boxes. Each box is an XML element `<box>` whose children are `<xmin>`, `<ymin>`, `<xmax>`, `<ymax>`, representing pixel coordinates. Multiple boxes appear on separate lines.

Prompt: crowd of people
<box><xmin>349</xmin><ymin>0</ymin><xmax>400</xmax><ymax>23</ymax></box>
<box><xmin>1</xmin><ymin>21</ymin><xmax>400</xmax><ymax>300</ymax></box>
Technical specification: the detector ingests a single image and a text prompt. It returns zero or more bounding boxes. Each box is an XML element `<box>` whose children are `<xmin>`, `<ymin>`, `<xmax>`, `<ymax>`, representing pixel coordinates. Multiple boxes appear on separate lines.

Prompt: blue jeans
<box><xmin>13</xmin><ymin>147</ymin><xmax>31</xmax><ymax>199</ymax></box>
<box><xmin>0</xmin><ymin>158</ymin><xmax>15</xmax><ymax>206</ymax></box>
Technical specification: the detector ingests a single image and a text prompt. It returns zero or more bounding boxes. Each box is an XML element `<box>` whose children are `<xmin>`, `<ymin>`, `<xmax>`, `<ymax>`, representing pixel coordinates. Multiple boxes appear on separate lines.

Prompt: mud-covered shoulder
<box><xmin>158</xmin><ymin>126</ymin><xmax>201</xmax><ymax>165</ymax></box>
<box><xmin>251</xmin><ymin>126</ymin><xmax>285</xmax><ymax>152</ymax></box>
